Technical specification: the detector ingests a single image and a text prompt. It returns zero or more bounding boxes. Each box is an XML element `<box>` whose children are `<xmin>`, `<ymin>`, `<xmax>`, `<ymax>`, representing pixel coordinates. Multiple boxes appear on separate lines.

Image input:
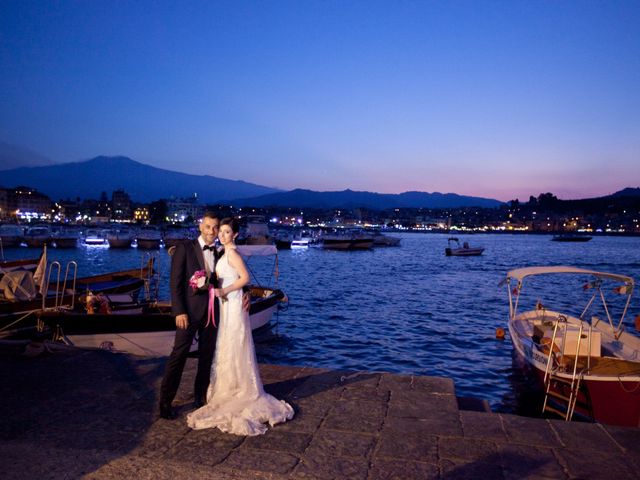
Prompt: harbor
<box><xmin>1</xmin><ymin>343</ymin><xmax>639</xmax><ymax>479</ymax></box>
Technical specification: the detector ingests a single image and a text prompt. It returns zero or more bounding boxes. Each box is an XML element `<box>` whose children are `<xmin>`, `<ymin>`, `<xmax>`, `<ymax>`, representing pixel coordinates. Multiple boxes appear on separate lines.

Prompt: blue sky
<box><xmin>1</xmin><ymin>1</ymin><xmax>639</xmax><ymax>201</ymax></box>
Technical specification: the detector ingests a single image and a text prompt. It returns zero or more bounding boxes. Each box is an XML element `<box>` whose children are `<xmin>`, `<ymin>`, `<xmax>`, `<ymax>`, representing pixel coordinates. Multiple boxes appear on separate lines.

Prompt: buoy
<box><xmin>635</xmin><ymin>314</ymin><xmax>640</xmax><ymax>332</ymax></box>
<box><xmin>495</xmin><ymin>327</ymin><xmax>505</xmax><ymax>340</ymax></box>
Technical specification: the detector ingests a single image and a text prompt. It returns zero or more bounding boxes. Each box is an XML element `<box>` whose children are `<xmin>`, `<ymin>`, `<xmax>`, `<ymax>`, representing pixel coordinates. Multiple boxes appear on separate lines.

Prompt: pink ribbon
<box><xmin>205</xmin><ymin>285</ymin><xmax>216</xmax><ymax>328</ymax></box>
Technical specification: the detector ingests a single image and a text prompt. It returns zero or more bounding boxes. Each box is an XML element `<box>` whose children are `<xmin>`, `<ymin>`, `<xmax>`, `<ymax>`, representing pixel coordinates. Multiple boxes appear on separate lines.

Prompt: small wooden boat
<box><xmin>0</xmin><ymin>255</ymin><xmax>156</xmax><ymax>338</ymax></box>
<box><xmin>445</xmin><ymin>237</ymin><xmax>484</xmax><ymax>256</ymax></box>
<box><xmin>504</xmin><ymin>266</ymin><xmax>640</xmax><ymax>427</ymax></box>
<box><xmin>39</xmin><ymin>286</ymin><xmax>287</xmax><ymax>357</ymax></box>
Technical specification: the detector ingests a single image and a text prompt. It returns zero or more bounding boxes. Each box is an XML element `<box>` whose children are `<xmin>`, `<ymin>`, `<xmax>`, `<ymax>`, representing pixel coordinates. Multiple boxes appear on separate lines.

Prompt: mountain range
<box><xmin>0</xmin><ymin>156</ymin><xmax>281</xmax><ymax>203</ymax></box>
<box><xmin>0</xmin><ymin>155</ymin><xmax>505</xmax><ymax>209</ymax></box>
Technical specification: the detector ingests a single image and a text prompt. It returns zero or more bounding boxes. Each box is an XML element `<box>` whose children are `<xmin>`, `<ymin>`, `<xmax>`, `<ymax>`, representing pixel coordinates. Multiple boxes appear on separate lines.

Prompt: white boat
<box><xmin>107</xmin><ymin>227</ymin><xmax>134</xmax><ymax>248</ymax></box>
<box><xmin>0</xmin><ymin>224</ymin><xmax>24</xmax><ymax>248</ymax></box>
<box><xmin>136</xmin><ymin>225</ymin><xmax>162</xmax><ymax>249</ymax></box>
<box><xmin>84</xmin><ymin>228</ymin><xmax>108</xmax><ymax>246</ymax></box>
<box><xmin>504</xmin><ymin>266</ymin><xmax>640</xmax><ymax>427</ymax></box>
<box><xmin>445</xmin><ymin>237</ymin><xmax>484</xmax><ymax>256</ymax></box>
<box><xmin>52</xmin><ymin>227</ymin><xmax>80</xmax><ymax>248</ymax></box>
<box><xmin>24</xmin><ymin>225</ymin><xmax>51</xmax><ymax>248</ymax></box>
<box><xmin>371</xmin><ymin>231</ymin><xmax>401</xmax><ymax>247</ymax></box>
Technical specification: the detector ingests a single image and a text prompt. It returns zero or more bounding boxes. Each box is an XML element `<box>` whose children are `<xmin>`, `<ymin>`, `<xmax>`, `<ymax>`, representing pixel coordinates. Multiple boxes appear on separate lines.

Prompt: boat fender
<box><xmin>635</xmin><ymin>314</ymin><xmax>640</xmax><ymax>332</ymax></box>
<box><xmin>495</xmin><ymin>327</ymin><xmax>505</xmax><ymax>340</ymax></box>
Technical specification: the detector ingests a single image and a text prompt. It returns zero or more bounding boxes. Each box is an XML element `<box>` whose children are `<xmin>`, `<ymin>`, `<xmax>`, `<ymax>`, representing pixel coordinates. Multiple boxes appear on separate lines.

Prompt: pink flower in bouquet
<box><xmin>189</xmin><ymin>270</ymin><xmax>208</xmax><ymax>291</ymax></box>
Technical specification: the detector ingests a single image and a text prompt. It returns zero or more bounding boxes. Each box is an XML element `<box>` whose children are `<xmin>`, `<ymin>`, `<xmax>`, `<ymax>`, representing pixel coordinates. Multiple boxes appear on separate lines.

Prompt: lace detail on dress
<box><xmin>186</xmin><ymin>251</ymin><xmax>294</xmax><ymax>435</ymax></box>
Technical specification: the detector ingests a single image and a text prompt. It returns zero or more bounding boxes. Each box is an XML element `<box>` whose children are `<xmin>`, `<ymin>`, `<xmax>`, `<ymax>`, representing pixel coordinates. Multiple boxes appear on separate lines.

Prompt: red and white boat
<box><xmin>504</xmin><ymin>266</ymin><xmax>640</xmax><ymax>427</ymax></box>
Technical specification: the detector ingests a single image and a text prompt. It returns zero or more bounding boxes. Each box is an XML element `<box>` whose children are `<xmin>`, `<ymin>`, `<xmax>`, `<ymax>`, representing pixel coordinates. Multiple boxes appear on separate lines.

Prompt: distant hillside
<box><xmin>611</xmin><ymin>187</ymin><xmax>640</xmax><ymax>197</ymax></box>
<box><xmin>0</xmin><ymin>142</ymin><xmax>55</xmax><ymax>170</ymax></box>
<box><xmin>231</xmin><ymin>188</ymin><xmax>503</xmax><ymax>209</ymax></box>
<box><xmin>0</xmin><ymin>156</ymin><xmax>281</xmax><ymax>203</ymax></box>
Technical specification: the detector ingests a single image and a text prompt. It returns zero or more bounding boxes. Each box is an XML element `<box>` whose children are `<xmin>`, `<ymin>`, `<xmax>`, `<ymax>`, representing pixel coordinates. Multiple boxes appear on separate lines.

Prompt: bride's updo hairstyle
<box><xmin>220</xmin><ymin>217</ymin><xmax>240</xmax><ymax>234</ymax></box>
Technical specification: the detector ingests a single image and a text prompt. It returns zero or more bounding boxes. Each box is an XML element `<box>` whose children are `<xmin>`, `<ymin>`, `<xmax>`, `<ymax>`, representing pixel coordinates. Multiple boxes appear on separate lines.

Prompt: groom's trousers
<box><xmin>160</xmin><ymin>319</ymin><xmax>218</xmax><ymax>405</ymax></box>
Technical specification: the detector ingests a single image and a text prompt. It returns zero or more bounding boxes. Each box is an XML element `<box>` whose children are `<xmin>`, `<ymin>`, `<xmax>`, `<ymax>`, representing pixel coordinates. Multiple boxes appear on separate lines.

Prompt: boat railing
<box><xmin>60</xmin><ymin>261</ymin><xmax>78</xmax><ymax>310</ymax></box>
<box><xmin>42</xmin><ymin>260</ymin><xmax>79</xmax><ymax>311</ymax></box>
<box><xmin>140</xmin><ymin>253</ymin><xmax>160</xmax><ymax>302</ymax></box>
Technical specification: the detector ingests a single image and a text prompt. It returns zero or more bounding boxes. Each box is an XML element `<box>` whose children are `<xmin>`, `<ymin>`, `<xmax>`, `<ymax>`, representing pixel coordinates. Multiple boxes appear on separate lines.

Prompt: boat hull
<box><xmin>508</xmin><ymin>313</ymin><xmax>640</xmax><ymax>427</ymax></box>
<box><xmin>38</xmin><ymin>287</ymin><xmax>286</xmax><ymax>357</ymax></box>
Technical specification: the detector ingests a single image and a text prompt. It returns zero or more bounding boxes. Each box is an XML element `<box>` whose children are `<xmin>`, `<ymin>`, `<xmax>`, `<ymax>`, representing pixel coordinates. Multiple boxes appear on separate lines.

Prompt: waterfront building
<box><xmin>111</xmin><ymin>189</ymin><xmax>132</xmax><ymax>222</ymax></box>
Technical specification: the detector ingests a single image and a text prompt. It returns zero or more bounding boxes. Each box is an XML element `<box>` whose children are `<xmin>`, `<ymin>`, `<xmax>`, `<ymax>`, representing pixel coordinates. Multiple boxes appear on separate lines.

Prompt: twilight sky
<box><xmin>1</xmin><ymin>1</ymin><xmax>639</xmax><ymax>202</ymax></box>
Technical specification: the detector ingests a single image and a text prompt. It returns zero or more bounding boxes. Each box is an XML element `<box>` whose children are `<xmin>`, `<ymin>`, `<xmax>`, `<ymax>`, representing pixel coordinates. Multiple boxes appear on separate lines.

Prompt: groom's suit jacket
<box><xmin>170</xmin><ymin>239</ymin><xmax>219</xmax><ymax>324</ymax></box>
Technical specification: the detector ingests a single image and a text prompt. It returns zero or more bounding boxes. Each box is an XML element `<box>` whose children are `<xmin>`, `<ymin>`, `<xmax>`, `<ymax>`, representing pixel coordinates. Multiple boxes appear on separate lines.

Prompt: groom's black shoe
<box><xmin>159</xmin><ymin>402</ymin><xmax>177</xmax><ymax>420</ymax></box>
<box><xmin>194</xmin><ymin>395</ymin><xmax>207</xmax><ymax>409</ymax></box>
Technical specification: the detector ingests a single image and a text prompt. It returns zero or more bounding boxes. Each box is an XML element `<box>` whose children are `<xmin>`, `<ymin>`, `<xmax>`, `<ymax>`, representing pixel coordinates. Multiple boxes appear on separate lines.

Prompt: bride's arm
<box><xmin>219</xmin><ymin>249</ymin><xmax>249</xmax><ymax>296</ymax></box>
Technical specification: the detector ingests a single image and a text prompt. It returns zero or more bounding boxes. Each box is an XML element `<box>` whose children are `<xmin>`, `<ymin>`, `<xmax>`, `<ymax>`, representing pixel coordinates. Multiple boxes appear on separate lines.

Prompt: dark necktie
<box><xmin>203</xmin><ymin>244</ymin><xmax>214</xmax><ymax>251</ymax></box>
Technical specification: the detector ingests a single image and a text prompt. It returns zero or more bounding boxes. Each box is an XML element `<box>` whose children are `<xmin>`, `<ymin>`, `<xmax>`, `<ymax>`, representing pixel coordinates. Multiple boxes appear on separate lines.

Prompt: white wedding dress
<box><xmin>186</xmin><ymin>249</ymin><xmax>294</xmax><ymax>435</ymax></box>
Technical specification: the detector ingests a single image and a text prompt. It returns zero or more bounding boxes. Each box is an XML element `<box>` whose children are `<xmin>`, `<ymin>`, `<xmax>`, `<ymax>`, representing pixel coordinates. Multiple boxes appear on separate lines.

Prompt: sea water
<box><xmin>3</xmin><ymin>233</ymin><xmax>640</xmax><ymax>414</ymax></box>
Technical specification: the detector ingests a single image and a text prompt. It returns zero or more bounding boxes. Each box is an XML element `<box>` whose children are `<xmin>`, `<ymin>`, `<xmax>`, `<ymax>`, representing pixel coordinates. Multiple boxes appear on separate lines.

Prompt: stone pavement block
<box><xmin>0</xmin><ymin>441</ymin><xmax>115</xmax><ymax>480</ymax></box>
<box><xmin>341</xmin><ymin>384</ymin><xmax>390</xmax><ymax>402</ymax></box>
<box><xmin>243</xmin><ymin>430</ymin><xmax>312</xmax><ymax>454</ymax></box>
<box><xmin>292</xmin><ymin>454</ymin><xmax>369</xmax><ymax>480</ymax></box>
<box><xmin>369</xmin><ymin>458</ymin><xmax>439</xmax><ymax>480</ymax></box>
<box><xmin>129</xmin><ymin>420</ymin><xmax>191</xmax><ymax>459</ymax></box>
<box><xmin>460</xmin><ymin>411</ymin><xmax>507</xmax><ymax>441</ymax></box>
<box><xmin>500</xmin><ymin>414</ymin><xmax>562</xmax><ymax>447</ymax></box>
<box><xmin>289</xmin><ymin>381</ymin><xmax>344</xmax><ymax>402</ymax></box>
<box><xmin>287</xmin><ymin>395</ymin><xmax>333</xmax><ymax>417</ymax></box>
<box><xmin>223</xmin><ymin>448</ymin><xmax>300</xmax><ymax>475</ymax></box>
<box><xmin>555</xmin><ymin>448</ymin><xmax>637</xmax><ymax>480</ymax></box>
<box><xmin>89</xmin><ymin>455</ymin><xmax>245</xmax><ymax>480</ymax></box>
<box><xmin>497</xmin><ymin>443</ymin><xmax>566</xmax><ymax>479</ymax></box>
<box><xmin>604</xmin><ymin>424</ymin><xmax>640</xmax><ymax>457</ymax></box>
<box><xmin>304</xmin><ymin>429</ymin><xmax>376</xmax><ymax>459</ymax></box>
<box><xmin>375</xmin><ymin>431</ymin><xmax>438</xmax><ymax>462</ymax></box>
<box><xmin>321</xmin><ymin>412</ymin><xmax>384</xmax><ymax>434</ymax></box>
<box><xmin>271</xmin><ymin>410</ymin><xmax>323</xmax><ymax>434</ymax></box>
<box><xmin>410</xmin><ymin>375</ymin><xmax>456</xmax><ymax>395</ymax></box>
<box><xmin>388</xmin><ymin>391</ymin><xmax>458</xmax><ymax>419</ymax></box>
<box><xmin>337</xmin><ymin>371</ymin><xmax>382</xmax><ymax>389</ymax></box>
<box><xmin>378</xmin><ymin>372</ymin><xmax>415</xmax><ymax>392</ymax></box>
<box><xmin>329</xmin><ymin>398</ymin><xmax>386</xmax><ymax>418</ymax></box>
<box><xmin>439</xmin><ymin>457</ymin><xmax>504</xmax><ymax>480</ymax></box>
<box><xmin>384</xmin><ymin>414</ymin><xmax>463</xmax><ymax>436</ymax></box>
<box><xmin>548</xmin><ymin>419</ymin><xmax>623</xmax><ymax>453</ymax></box>
<box><xmin>163</xmin><ymin>427</ymin><xmax>242</xmax><ymax>467</ymax></box>
<box><xmin>438</xmin><ymin>436</ymin><xmax>497</xmax><ymax>462</ymax></box>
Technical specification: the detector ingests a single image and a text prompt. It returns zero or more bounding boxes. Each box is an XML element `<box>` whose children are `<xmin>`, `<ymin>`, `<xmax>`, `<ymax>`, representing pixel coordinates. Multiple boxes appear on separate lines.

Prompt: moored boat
<box><xmin>504</xmin><ymin>266</ymin><xmax>640</xmax><ymax>427</ymax></box>
<box><xmin>24</xmin><ymin>225</ymin><xmax>51</xmax><ymax>248</ymax></box>
<box><xmin>552</xmin><ymin>233</ymin><xmax>593</xmax><ymax>242</ymax></box>
<box><xmin>445</xmin><ymin>237</ymin><xmax>484</xmax><ymax>256</ymax></box>
<box><xmin>136</xmin><ymin>225</ymin><xmax>162</xmax><ymax>249</ymax></box>
<box><xmin>52</xmin><ymin>227</ymin><xmax>80</xmax><ymax>248</ymax></box>
<box><xmin>84</xmin><ymin>228</ymin><xmax>108</xmax><ymax>246</ymax></box>
<box><xmin>39</xmin><ymin>245</ymin><xmax>287</xmax><ymax>356</ymax></box>
<box><xmin>0</xmin><ymin>224</ymin><xmax>25</xmax><ymax>248</ymax></box>
<box><xmin>107</xmin><ymin>226</ymin><xmax>134</xmax><ymax>248</ymax></box>
<box><xmin>0</xmin><ymin>254</ymin><xmax>157</xmax><ymax>339</ymax></box>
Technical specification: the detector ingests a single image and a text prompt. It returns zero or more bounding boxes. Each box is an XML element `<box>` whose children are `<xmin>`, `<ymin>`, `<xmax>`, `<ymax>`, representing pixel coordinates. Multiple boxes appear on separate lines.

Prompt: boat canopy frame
<box><xmin>504</xmin><ymin>266</ymin><xmax>635</xmax><ymax>338</ymax></box>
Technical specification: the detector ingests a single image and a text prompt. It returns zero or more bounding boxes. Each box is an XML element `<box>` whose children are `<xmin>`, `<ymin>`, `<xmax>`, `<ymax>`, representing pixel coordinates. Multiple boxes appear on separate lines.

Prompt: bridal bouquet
<box><xmin>189</xmin><ymin>270</ymin><xmax>209</xmax><ymax>292</ymax></box>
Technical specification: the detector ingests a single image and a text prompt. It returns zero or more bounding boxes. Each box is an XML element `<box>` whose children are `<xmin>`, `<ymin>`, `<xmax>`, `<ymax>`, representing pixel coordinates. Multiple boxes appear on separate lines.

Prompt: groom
<box><xmin>159</xmin><ymin>212</ymin><xmax>222</xmax><ymax>419</ymax></box>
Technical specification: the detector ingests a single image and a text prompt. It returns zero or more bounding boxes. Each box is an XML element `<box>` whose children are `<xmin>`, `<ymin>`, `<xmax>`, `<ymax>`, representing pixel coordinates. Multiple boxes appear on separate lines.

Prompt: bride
<box><xmin>186</xmin><ymin>217</ymin><xmax>294</xmax><ymax>435</ymax></box>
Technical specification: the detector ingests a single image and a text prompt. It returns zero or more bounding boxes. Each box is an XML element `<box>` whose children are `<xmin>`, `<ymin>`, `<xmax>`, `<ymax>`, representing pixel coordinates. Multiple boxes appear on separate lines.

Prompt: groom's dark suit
<box><xmin>160</xmin><ymin>238</ymin><xmax>220</xmax><ymax>414</ymax></box>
